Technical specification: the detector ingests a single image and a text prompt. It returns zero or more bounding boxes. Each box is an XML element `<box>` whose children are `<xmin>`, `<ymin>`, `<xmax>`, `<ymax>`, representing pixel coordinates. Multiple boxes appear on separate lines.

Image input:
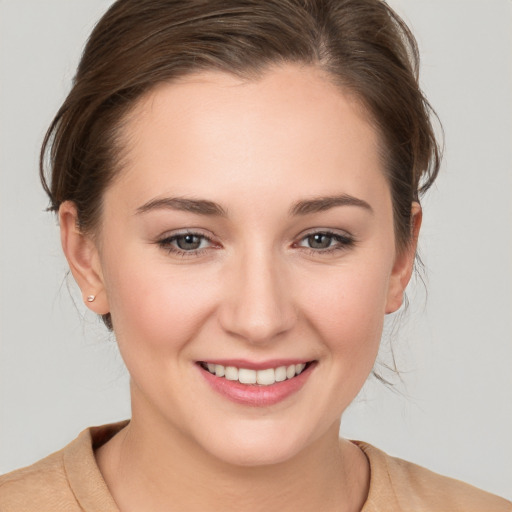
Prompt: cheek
<box><xmin>304</xmin><ymin>265</ymin><xmax>389</xmax><ymax>337</ymax></box>
<box><xmin>298</xmin><ymin>259</ymin><xmax>391</xmax><ymax>376</ymax></box>
<box><xmin>101</xmin><ymin>250</ymin><xmax>218</xmax><ymax>356</ymax></box>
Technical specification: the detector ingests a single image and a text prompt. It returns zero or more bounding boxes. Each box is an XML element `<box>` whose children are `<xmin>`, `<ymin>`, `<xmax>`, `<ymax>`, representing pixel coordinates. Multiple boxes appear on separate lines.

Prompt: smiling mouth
<box><xmin>198</xmin><ymin>361</ymin><xmax>314</xmax><ymax>386</ymax></box>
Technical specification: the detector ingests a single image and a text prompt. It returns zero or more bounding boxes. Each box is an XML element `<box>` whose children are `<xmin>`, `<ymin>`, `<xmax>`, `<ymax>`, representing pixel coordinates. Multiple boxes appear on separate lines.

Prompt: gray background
<box><xmin>1</xmin><ymin>0</ymin><xmax>511</xmax><ymax>499</ymax></box>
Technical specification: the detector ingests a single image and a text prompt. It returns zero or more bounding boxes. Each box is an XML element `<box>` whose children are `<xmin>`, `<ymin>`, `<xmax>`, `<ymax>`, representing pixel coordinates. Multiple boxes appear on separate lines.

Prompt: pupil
<box><xmin>309</xmin><ymin>234</ymin><xmax>331</xmax><ymax>249</ymax></box>
<box><xmin>178</xmin><ymin>234</ymin><xmax>201</xmax><ymax>250</ymax></box>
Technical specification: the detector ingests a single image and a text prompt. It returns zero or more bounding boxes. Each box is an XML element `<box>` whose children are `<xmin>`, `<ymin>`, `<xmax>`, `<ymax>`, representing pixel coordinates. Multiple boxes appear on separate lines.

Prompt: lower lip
<box><xmin>198</xmin><ymin>363</ymin><xmax>315</xmax><ymax>407</ymax></box>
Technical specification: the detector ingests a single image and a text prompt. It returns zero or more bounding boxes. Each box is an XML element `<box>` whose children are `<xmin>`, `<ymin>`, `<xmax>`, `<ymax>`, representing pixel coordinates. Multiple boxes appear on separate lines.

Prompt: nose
<box><xmin>218</xmin><ymin>247</ymin><xmax>297</xmax><ymax>345</ymax></box>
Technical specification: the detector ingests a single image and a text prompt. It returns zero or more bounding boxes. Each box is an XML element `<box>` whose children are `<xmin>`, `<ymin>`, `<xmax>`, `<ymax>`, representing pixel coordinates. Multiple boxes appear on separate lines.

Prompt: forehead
<box><xmin>109</xmin><ymin>64</ymin><xmax>388</xmax><ymax>215</ymax></box>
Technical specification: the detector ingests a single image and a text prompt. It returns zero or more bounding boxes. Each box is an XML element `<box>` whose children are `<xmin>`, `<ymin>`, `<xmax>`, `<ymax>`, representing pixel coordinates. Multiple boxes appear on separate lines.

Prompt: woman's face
<box><xmin>70</xmin><ymin>64</ymin><xmax>416</xmax><ymax>466</ymax></box>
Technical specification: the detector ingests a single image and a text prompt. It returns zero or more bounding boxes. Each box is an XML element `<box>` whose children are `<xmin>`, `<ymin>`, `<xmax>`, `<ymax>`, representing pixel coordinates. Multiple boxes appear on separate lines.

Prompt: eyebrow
<box><xmin>135</xmin><ymin>194</ymin><xmax>373</xmax><ymax>217</ymax></box>
<box><xmin>289</xmin><ymin>194</ymin><xmax>373</xmax><ymax>216</ymax></box>
<box><xmin>136</xmin><ymin>197</ymin><xmax>228</xmax><ymax>216</ymax></box>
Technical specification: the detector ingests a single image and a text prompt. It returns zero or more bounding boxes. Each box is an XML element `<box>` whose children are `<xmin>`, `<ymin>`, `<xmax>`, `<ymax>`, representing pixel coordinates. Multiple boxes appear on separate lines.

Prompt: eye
<box><xmin>156</xmin><ymin>229</ymin><xmax>354</xmax><ymax>258</ymax></box>
<box><xmin>157</xmin><ymin>231</ymin><xmax>214</xmax><ymax>257</ymax></box>
<box><xmin>296</xmin><ymin>230</ymin><xmax>355</xmax><ymax>254</ymax></box>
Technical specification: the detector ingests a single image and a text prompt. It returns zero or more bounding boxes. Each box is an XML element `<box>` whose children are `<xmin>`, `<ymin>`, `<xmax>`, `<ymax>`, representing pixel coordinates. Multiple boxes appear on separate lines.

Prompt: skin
<box><xmin>60</xmin><ymin>64</ymin><xmax>421</xmax><ymax>511</ymax></box>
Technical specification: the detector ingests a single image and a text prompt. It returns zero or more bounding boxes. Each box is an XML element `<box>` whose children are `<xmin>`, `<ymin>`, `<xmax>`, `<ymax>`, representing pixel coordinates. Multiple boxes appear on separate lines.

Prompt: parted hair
<box><xmin>40</xmin><ymin>0</ymin><xmax>441</xmax><ymax>330</ymax></box>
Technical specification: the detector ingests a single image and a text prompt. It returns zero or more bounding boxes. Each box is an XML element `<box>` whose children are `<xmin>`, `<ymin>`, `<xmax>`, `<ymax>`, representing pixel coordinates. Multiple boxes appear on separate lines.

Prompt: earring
<box><xmin>87</xmin><ymin>295</ymin><xmax>96</xmax><ymax>303</ymax></box>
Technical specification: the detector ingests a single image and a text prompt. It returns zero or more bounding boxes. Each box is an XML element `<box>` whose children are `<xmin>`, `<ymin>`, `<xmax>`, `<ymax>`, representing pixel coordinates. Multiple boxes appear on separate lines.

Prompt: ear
<box><xmin>59</xmin><ymin>201</ymin><xmax>109</xmax><ymax>315</ymax></box>
<box><xmin>385</xmin><ymin>202</ymin><xmax>422</xmax><ymax>314</ymax></box>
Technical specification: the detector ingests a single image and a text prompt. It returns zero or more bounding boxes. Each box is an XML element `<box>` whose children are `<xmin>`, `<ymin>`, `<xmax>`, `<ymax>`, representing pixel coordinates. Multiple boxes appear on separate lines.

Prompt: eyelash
<box><xmin>156</xmin><ymin>230</ymin><xmax>355</xmax><ymax>258</ymax></box>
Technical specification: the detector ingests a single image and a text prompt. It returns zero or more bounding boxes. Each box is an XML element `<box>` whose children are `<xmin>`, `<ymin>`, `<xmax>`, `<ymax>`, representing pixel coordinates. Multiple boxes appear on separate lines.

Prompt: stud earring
<box><xmin>87</xmin><ymin>295</ymin><xmax>96</xmax><ymax>303</ymax></box>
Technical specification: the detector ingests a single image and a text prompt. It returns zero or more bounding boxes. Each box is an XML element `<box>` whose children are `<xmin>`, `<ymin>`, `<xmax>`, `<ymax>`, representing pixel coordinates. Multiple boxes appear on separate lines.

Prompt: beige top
<box><xmin>0</xmin><ymin>421</ymin><xmax>510</xmax><ymax>511</ymax></box>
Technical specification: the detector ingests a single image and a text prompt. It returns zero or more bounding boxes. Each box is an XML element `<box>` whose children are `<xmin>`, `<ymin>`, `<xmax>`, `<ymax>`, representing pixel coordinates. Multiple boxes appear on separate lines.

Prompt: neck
<box><xmin>96</xmin><ymin>404</ymin><xmax>369</xmax><ymax>512</ymax></box>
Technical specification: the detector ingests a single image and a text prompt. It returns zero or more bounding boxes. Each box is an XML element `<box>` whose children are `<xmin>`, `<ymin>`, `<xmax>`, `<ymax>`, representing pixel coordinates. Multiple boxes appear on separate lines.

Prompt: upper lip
<box><xmin>197</xmin><ymin>359</ymin><xmax>314</xmax><ymax>370</ymax></box>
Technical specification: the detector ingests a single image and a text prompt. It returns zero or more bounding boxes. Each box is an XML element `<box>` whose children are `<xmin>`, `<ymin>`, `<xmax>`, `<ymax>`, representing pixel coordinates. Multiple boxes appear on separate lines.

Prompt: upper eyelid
<box><xmin>295</xmin><ymin>231</ymin><xmax>354</xmax><ymax>249</ymax></box>
<box><xmin>158</xmin><ymin>228</ymin><xmax>352</xmax><ymax>241</ymax></box>
<box><xmin>158</xmin><ymin>232</ymin><xmax>215</xmax><ymax>248</ymax></box>
<box><xmin>158</xmin><ymin>229</ymin><xmax>214</xmax><ymax>241</ymax></box>
<box><xmin>157</xmin><ymin>229</ymin><xmax>354</xmax><ymax>251</ymax></box>
<box><xmin>298</xmin><ymin>227</ymin><xmax>352</xmax><ymax>238</ymax></box>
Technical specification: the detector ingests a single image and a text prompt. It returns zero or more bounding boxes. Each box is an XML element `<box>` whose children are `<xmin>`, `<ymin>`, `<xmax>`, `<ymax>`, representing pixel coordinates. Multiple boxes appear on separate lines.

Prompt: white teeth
<box><xmin>275</xmin><ymin>366</ymin><xmax>287</xmax><ymax>382</ymax></box>
<box><xmin>225</xmin><ymin>366</ymin><xmax>238</xmax><ymax>381</ymax></box>
<box><xmin>256</xmin><ymin>368</ymin><xmax>276</xmax><ymax>386</ymax></box>
<box><xmin>238</xmin><ymin>368</ymin><xmax>257</xmax><ymax>384</ymax></box>
<box><xmin>203</xmin><ymin>362</ymin><xmax>310</xmax><ymax>385</ymax></box>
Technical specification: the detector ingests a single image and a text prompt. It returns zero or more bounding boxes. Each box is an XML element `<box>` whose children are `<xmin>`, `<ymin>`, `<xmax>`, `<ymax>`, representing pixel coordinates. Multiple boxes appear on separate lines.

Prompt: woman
<box><xmin>0</xmin><ymin>0</ymin><xmax>510</xmax><ymax>510</ymax></box>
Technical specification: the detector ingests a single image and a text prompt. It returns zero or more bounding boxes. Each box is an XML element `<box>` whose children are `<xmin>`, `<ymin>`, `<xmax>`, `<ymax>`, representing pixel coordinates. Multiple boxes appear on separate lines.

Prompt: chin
<box><xmin>195</xmin><ymin>418</ymin><xmax>319</xmax><ymax>467</ymax></box>
<box><xmin>207</xmin><ymin>440</ymin><xmax>303</xmax><ymax>468</ymax></box>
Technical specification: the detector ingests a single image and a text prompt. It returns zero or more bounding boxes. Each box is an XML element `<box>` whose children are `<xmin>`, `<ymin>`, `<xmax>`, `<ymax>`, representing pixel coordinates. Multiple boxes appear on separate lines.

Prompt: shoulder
<box><xmin>0</xmin><ymin>448</ymin><xmax>76</xmax><ymax>511</ymax></box>
<box><xmin>0</xmin><ymin>422</ymin><xmax>126</xmax><ymax>512</ymax></box>
<box><xmin>356</xmin><ymin>441</ymin><xmax>512</xmax><ymax>512</ymax></box>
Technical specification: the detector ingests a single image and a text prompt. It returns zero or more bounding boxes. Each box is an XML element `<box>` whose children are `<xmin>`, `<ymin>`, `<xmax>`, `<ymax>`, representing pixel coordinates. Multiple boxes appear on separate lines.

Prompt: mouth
<box><xmin>198</xmin><ymin>361</ymin><xmax>313</xmax><ymax>386</ymax></box>
<box><xmin>197</xmin><ymin>360</ymin><xmax>316</xmax><ymax>406</ymax></box>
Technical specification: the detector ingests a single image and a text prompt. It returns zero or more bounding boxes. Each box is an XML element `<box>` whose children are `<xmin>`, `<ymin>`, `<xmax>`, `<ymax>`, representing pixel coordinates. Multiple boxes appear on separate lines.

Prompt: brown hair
<box><xmin>40</xmin><ymin>0</ymin><xmax>441</xmax><ymax>329</ymax></box>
